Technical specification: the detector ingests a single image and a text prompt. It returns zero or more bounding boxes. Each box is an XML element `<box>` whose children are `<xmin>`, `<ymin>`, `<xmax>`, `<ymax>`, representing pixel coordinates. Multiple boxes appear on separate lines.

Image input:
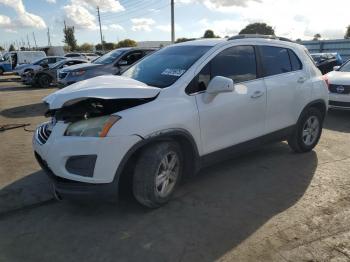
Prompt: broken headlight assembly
<box><xmin>65</xmin><ymin>115</ymin><xmax>121</xmax><ymax>137</ymax></box>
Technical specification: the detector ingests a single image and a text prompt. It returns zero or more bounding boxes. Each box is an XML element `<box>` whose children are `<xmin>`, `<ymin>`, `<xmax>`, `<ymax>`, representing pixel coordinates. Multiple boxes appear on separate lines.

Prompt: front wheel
<box><xmin>133</xmin><ymin>142</ymin><xmax>183</xmax><ymax>208</ymax></box>
<box><xmin>288</xmin><ymin>107</ymin><xmax>323</xmax><ymax>153</ymax></box>
<box><xmin>37</xmin><ymin>74</ymin><xmax>52</xmax><ymax>88</ymax></box>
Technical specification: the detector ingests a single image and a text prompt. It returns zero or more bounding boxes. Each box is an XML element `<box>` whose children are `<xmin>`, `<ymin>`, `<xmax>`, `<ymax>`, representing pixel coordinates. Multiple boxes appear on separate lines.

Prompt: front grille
<box><xmin>329</xmin><ymin>84</ymin><xmax>350</xmax><ymax>94</ymax></box>
<box><xmin>58</xmin><ymin>72</ymin><xmax>68</xmax><ymax>79</ymax></box>
<box><xmin>36</xmin><ymin>123</ymin><xmax>52</xmax><ymax>144</ymax></box>
<box><xmin>329</xmin><ymin>101</ymin><xmax>350</xmax><ymax>108</ymax></box>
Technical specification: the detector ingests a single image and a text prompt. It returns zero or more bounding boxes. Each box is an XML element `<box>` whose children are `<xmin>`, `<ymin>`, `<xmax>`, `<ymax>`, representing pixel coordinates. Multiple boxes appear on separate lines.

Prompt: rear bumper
<box><xmin>35</xmin><ymin>152</ymin><xmax>118</xmax><ymax>200</ymax></box>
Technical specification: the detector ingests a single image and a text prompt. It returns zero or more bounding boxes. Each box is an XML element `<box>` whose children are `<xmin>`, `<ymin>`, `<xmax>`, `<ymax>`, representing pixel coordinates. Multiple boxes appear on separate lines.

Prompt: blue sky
<box><xmin>0</xmin><ymin>0</ymin><xmax>349</xmax><ymax>49</ymax></box>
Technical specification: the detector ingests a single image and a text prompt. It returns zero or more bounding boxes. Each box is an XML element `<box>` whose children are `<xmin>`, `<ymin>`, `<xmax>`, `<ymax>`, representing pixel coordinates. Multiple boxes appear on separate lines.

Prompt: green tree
<box><xmin>95</xmin><ymin>41</ymin><xmax>116</xmax><ymax>51</ymax></box>
<box><xmin>313</xmin><ymin>33</ymin><xmax>321</xmax><ymax>41</ymax></box>
<box><xmin>116</xmin><ymin>39</ymin><xmax>137</xmax><ymax>48</ymax></box>
<box><xmin>9</xmin><ymin>44</ymin><xmax>15</xmax><ymax>51</ymax></box>
<box><xmin>239</xmin><ymin>23</ymin><xmax>275</xmax><ymax>35</ymax></box>
<box><xmin>0</xmin><ymin>46</ymin><xmax>4</xmax><ymax>51</ymax></box>
<box><xmin>203</xmin><ymin>29</ymin><xmax>219</xmax><ymax>38</ymax></box>
<box><xmin>78</xmin><ymin>43</ymin><xmax>94</xmax><ymax>52</ymax></box>
<box><xmin>63</xmin><ymin>25</ymin><xmax>77</xmax><ymax>51</ymax></box>
<box><xmin>345</xmin><ymin>26</ymin><xmax>350</xmax><ymax>39</ymax></box>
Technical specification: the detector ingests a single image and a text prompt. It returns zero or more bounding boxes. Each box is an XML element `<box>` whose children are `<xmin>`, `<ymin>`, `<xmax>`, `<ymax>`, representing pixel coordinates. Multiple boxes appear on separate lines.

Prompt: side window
<box><xmin>211</xmin><ymin>45</ymin><xmax>257</xmax><ymax>83</ymax></box>
<box><xmin>122</xmin><ymin>52</ymin><xmax>143</xmax><ymax>65</ymax></box>
<box><xmin>186</xmin><ymin>45</ymin><xmax>257</xmax><ymax>94</ymax></box>
<box><xmin>39</xmin><ymin>59</ymin><xmax>49</xmax><ymax>65</ymax></box>
<box><xmin>48</xmin><ymin>58</ymin><xmax>57</xmax><ymax>64</ymax></box>
<box><xmin>288</xmin><ymin>50</ymin><xmax>302</xmax><ymax>71</ymax></box>
<box><xmin>260</xmin><ymin>46</ymin><xmax>292</xmax><ymax>76</ymax></box>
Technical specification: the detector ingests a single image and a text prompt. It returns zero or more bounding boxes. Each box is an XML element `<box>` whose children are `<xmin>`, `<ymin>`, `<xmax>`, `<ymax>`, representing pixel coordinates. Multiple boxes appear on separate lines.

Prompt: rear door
<box><xmin>259</xmin><ymin>45</ymin><xmax>307</xmax><ymax>133</ymax></box>
<box><xmin>193</xmin><ymin>45</ymin><xmax>267</xmax><ymax>155</ymax></box>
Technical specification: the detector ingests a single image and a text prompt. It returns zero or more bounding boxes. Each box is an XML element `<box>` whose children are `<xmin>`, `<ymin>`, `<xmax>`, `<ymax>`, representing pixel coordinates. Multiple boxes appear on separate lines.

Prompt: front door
<box><xmin>193</xmin><ymin>45</ymin><xmax>267</xmax><ymax>155</ymax></box>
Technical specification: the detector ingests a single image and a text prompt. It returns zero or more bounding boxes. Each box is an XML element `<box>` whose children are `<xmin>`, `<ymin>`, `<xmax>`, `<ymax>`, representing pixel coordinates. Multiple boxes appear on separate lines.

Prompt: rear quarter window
<box><xmin>259</xmin><ymin>46</ymin><xmax>291</xmax><ymax>77</ymax></box>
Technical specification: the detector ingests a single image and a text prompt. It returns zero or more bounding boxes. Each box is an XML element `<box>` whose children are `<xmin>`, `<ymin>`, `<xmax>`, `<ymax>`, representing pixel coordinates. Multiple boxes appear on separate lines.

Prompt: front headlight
<box><xmin>65</xmin><ymin>115</ymin><xmax>121</xmax><ymax>137</ymax></box>
<box><xmin>71</xmin><ymin>70</ymin><xmax>86</xmax><ymax>76</ymax></box>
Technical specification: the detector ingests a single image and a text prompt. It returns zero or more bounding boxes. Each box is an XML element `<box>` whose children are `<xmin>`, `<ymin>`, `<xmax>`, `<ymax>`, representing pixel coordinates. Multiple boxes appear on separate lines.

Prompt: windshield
<box><xmin>122</xmin><ymin>45</ymin><xmax>211</xmax><ymax>88</ymax></box>
<box><xmin>50</xmin><ymin>60</ymin><xmax>66</xmax><ymax>69</ymax></box>
<box><xmin>32</xmin><ymin>58</ymin><xmax>45</xmax><ymax>65</ymax></box>
<box><xmin>93</xmin><ymin>49</ymin><xmax>125</xmax><ymax>65</ymax></box>
<box><xmin>339</xmin><ymin>60</ymin><xmax>350</xmax><ymax>72</ymax></box>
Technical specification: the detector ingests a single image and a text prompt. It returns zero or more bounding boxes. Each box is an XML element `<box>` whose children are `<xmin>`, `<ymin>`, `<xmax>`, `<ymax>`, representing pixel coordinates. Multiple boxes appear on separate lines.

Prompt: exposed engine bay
<box><xmin>45</xmin><ymin>97</ymin><xmax>156</xmax><ymax>123</ymax></box>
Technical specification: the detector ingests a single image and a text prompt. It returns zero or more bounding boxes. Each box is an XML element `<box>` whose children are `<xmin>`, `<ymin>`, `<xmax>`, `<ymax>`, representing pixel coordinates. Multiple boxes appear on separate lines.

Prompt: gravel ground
<box><xmin>0</xmin><ymin>78</ymin><xmax>349</xmax><ymax>262</ymax></box>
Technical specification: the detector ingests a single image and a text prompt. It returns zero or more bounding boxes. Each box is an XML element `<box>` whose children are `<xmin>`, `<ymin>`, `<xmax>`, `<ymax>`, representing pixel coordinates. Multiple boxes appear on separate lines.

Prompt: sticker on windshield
<box><xmin>161</xmin><ymin>68</ymin><xmax>186</xmax><ymax>77</ymax></box>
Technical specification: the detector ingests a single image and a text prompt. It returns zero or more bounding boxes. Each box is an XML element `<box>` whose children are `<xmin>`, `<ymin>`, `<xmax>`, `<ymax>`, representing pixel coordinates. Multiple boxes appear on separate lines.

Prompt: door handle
<box><xmin>297</xmin><ymin>77</ymin><xmax>307</xmax><ymax>84</ymax></box>
<box><xmin>251</xmin><ymin>90</ymin><xmax>264</xmax><ymax>99</ymax></box>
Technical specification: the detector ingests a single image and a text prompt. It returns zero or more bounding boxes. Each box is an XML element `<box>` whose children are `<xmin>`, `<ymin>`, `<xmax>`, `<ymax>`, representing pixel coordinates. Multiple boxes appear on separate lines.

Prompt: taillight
<box><xmin>322</xmin><ymin>75</ymin><xmax>330</xmax><ymax>89</ymax></box>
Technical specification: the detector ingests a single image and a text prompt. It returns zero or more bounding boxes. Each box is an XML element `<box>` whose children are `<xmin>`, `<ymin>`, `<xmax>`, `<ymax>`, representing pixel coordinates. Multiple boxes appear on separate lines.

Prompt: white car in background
<box><xmin>64</xmin><ymin>53</ymin><xmax>99</xmax><ymax>62</ymax></box>
<box><xmin>14</xmin><ymin>56</ymin><xmax>66</xmax><ymax>76</ymax></box>
<box><xmin>326</xmin><ymin>60</ymin><xmax>350</xmax><ymax>110</ymax></box>
<box><xmin>33</xmin><ymin>36</ymin><xmax>328</xmax><ymax>208</ymax></box>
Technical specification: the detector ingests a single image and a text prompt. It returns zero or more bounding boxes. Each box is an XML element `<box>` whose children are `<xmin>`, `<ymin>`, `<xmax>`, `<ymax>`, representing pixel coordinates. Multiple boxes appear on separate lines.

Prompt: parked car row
<box><xmin>33</xmin><ymin>35</ymin><xmax>329</xmax><ymax>208</ymax></box>
<box><xmin>311</xmin><ymin>52</ymin><xmax>343</xmax><ymax>74</ymax></box>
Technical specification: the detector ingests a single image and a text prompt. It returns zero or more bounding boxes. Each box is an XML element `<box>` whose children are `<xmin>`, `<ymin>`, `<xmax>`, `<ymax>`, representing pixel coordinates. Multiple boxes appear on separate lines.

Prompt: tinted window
<box><xmin>186</xmin><ymin>46</ymin><xmax>257</xmax><ymax>94</ymax></box>
<box><xmin>288</xmin><ymin>50</ymin><xmax>302</xmax><ymax>71</ymax></box>
<box><xmin>93</xmin><ymin>49</ymin><xmax>125</xmax><ymax>65</ymax></box>
<box><xmin>340</xmin><ymin>60</ymin><xmax>350</xmax><ymax>72</ymax></box>
<box><xmin>121</xmin><ymin>51</ymin><xmax>143</xmax><ymax>65</ymax></box>
<box><xmin>122</xmin><ymin>45</ymin><xmax>211</xmax><ymax>88</ymax></box>
<box><xmin>66</xmin><ymin>54</ymin><xmax>80</xmax><ymax>57</ymax></box>
<box><xmin>211</xmin><ymin>46</ymin><xmax>257</xmax><ymax>83</ymax></box>
<box><xmin>260</xmin><ymin>46</ymin><xmax>291</xmax><ymax>76</ymax></box>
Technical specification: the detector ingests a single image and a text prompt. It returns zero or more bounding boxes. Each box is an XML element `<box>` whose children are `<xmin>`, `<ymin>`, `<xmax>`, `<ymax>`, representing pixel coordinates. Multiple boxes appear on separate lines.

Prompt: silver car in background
<box><xmin>58</xmin><ymin>48</ymin><xmax>156</xmax><ymax>88</ymax></box>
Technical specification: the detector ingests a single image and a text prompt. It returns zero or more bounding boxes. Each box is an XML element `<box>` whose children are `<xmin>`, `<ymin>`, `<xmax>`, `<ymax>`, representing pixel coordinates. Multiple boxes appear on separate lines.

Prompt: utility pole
<box><xmin>33</xmin><ymin>32</ymin><xmax>38</xmax><ymax>49</ymax></box>
<box><xmin>47</xmin><ymin>28</ymin><xmax>52</xmax><ymax>47</ymax></box>
<box><xmin>171</xmin><ymin>0</ymin><xmax>175</xmax><ymax>43</ymax></box>
<box><xmin>97</xmin><ymin>6</ymin><xmax>104</xmax><ymax>51</ymax></box>
<box><xmin>27</xmin><ymin>34</ymin><xmax>31</xmax><ymax>49</ymax></box>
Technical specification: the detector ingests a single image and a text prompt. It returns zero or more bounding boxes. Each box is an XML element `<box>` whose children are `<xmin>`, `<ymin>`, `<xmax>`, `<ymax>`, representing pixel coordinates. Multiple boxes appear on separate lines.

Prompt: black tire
<box><xmin>288</xmin><ymin>107</ymin><xmax>323</xmax><ymax>153</ymax></box>
<box><xmin>0</xmin><ymin>67</ymin><xmax>4</xmax><ymax>75</ymax></box>
<box><xmin>133</xmin><ymin>141</ymin><xmax>183</xmax><ymax>208</ymax></box>
<box><xmin>37</xmin><ymin>74</ymin><xmax>52</xmax><ymax>88</ymax></box>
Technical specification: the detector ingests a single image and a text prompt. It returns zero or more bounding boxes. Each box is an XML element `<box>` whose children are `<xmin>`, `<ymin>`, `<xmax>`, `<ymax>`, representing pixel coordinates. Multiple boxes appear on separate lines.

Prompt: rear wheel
<box><xmin>133</xmin><ymin>142</ymin><xmax>183</xmax><ymax>208</ymax></box>
<box><xmin>37</xmin><ymin>74</ymin><xmax>52</xmax><ymax>88</ymax></box>
<box><xmin>288</xmin><ymin>107</ymin><xmax>323</xmax><ymax>153</ymax></box>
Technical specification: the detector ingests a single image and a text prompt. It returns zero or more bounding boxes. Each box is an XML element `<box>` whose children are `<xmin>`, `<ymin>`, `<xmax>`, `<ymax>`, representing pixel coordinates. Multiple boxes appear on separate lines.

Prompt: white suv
<box><xmin>33</xmin><ymin>36</ymin><xmax>328</xmax><ymax>208</ymax></box>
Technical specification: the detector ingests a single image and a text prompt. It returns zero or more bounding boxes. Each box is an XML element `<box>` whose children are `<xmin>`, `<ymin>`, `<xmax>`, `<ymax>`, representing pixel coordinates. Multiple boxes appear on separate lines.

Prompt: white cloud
<box><xmin>108</xmin><ymin>23</ymin><xmax>124</xmax><ymax>31</ymax></box>
<box><xmin>131</xmin><ymin>18</ymin><xmax>155</xmax><ymax>32</ymax></box>
<box><xmin>178</xmin><ymin>0</ymin><xmax>350</xmax><ymax>40</ymax></box>
<box><xmin>71</xmin><ymin>0</ymin><xmax>124</xmax><ymax>12</ymax></box>
<box><xmin>156</xmin><ymin>23</ymin><xmax>182</xmax><ymax>33</ymax></box>
<box><xmin>63</xmin><ymin>4</ymin><xmax>97</xmax><ymax>30</ymax></box>
<box><xmin>46</xmin><ymin>0</ymin><xmax>56</xmax><ymax>3</ymax></box>
<box><xmin>0</xmin><ymin>0</ymin><xmax>46</xmax><ymax>29</ymax></box>
<box><xmin>0</xmin><ymin>14</ymin><xmax>11</xmax><ymax>26</ymax></box>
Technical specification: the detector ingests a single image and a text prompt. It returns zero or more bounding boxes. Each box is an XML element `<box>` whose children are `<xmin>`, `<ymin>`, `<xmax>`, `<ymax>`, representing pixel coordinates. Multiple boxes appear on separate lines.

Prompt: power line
<box><xmin>102</xmin><ymin>3</ymin><xmax>169</xmax><ymax>24</ymax></box>
<box><xmin>100</xmin><ymin>1</ymin><xmax>168</xmax><ymax>19</ymax></box>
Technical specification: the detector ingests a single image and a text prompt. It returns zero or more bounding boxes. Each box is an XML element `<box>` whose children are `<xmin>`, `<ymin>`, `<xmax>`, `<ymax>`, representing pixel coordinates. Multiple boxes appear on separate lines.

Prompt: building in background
<box><xmin>137</xmin><ymin>41</ymin><xmax>172</xmax><ymax>48</ymax></box>
<box><xmin>302</xmin><ymin>39</ymin><xmax>350</xmax><ymax>61</ymax></box>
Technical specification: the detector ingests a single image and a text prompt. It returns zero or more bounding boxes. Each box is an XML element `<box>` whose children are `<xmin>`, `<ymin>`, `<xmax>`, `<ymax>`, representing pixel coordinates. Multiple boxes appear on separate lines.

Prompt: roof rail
<box><xmin>228</xmin><ymin>34</ymin><xmax>293</xmax><ymax>43</ymax></box>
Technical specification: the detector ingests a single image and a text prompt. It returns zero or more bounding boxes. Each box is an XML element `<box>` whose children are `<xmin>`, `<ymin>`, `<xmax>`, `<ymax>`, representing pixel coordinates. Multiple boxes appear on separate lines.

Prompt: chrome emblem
<box><xmin>336</xmin><ymin>86</ymin><xmax>345</xmax><ymax>93</ymax></box>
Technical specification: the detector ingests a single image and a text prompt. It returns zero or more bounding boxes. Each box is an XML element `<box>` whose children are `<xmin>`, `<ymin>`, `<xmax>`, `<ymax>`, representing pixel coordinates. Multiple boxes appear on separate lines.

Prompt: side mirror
<box><xmin>333</xmin><ymin>66</ymin><xmax>340</xmax><ymax>71</ymax></box>
<box><xmin>206</xmin><ymin>76</ymin><xmax>234</xmax><ymax>95</ymax></box>
<box><xmin>118</xmin><ymin>60</ymin><xmax>128</xmax><ymax>66</ymax></box>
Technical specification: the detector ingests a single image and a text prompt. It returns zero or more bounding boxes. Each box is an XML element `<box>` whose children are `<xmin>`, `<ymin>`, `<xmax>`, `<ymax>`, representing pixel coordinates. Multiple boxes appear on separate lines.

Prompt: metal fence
<box><xmin>302</xmin><ymin>39</ymin><xmax>350</xmax><ymax>62</ymax></box>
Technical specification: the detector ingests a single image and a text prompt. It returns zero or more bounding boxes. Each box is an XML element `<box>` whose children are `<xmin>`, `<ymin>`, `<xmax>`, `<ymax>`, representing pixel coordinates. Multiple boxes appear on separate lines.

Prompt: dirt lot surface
<box><xmin>0</xmin><ymin>78</ymin><xmax>350</xmax><ymax>262</ymax></box>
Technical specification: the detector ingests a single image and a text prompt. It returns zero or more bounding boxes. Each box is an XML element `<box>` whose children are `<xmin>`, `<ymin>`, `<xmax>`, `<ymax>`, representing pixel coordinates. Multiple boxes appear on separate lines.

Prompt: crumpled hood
<box><xmin>44</xmin><ymin>75</ymin><xmax>160</xmax><ymax>109</ymax></box>
<box><xmin>61</xmin><ymin>63</ymin><xmax>100</xmax><ymax>72</ymax></box>
<box><xmin>326</xmin><ymin>71</ymin><xmax>350</xmax><ymax>85</ymax></box>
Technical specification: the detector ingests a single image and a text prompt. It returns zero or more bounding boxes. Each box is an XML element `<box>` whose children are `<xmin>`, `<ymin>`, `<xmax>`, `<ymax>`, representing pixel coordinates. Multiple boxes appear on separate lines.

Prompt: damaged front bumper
<box><xmin>33</xmin><ymin>121</ymin><xmax>142</xmax><ymax>198</ymax></box>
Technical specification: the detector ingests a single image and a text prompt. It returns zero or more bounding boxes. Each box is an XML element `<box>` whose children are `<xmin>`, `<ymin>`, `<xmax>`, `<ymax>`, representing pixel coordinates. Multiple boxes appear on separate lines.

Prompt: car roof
<box><xmin>174</xmin><ymin>36</ymin><xmax>303</xmax><ymax>50</ymax></box>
